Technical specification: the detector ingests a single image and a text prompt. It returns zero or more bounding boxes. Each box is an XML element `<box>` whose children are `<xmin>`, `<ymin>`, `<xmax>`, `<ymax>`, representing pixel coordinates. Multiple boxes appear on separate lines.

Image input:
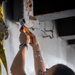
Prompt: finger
<box><xmin>26</xmin><ymin>29</ymin><xmax>35</xmax><ymax>36</ymax></box>
<box><xmin>29</xmin><ymin>41</ymin><xmax>33</xmax><ymax>45</ymax></box>
<box><xmin>20</xmin><ymin>30</ymin><xmax>27</xmax><ymax>36</ymax></box>
<box><xmin>30</xmin><ymin>32</ymin><xmax>35</xmax><ymax>37</ymax></box>
<box><xmin>20</xmin><ymin>27</ymin><xmax>26</xmax><ymax>33</ymax></box>
<box><xmin>29</xmin><ymin>36</ymin><xmax>33</xmax><ymax>43</ymax></box>
<box><xmin>28</xmin><ymin>30</ymin><xmax>32</xmax><ymax>34</ymax></box>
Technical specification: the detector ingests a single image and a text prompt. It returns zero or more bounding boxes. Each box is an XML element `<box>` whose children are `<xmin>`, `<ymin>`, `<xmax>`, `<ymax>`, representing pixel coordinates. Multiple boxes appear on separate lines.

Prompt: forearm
<box><xmin>33</xmin><ymin>44</ymin><xmax>46</xmax><ymax>75</ymax></box>
<box><xmin>10</xmin><ymin>46</ymin><xmax>27</xmax><ymax>75</ymax></box>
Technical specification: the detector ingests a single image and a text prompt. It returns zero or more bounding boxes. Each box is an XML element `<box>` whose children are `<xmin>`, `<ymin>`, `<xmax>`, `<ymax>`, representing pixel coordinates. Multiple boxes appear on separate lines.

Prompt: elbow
<box><xmin>10</xmin><ymin>65</ymin><xmax>25</xmax><ymax>75</ymax></box>
<box><xmin>10</xmin><ymin>65</ymin><xmax>17</xmax><ymax>75</ymax></box>
<box><xmin>10</xmin><ymin>65</ymin><xmax>14</xmax><ymax>74</ymax></box>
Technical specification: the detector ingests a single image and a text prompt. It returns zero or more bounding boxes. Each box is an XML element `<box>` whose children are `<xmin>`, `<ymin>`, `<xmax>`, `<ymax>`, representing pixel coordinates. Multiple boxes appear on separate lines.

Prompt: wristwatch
<box><xmin>19</xmin><ymin>43</ymin><xmax>28</xmax><ymax>49</ymax></box>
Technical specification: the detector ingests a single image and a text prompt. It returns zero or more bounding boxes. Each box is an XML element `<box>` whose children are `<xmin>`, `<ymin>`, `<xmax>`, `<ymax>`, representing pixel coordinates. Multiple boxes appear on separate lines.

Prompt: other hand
<box><xmin>19</xmin><ymin>31</ymin><xmax>30</xmax><ymax>44</ymax></box>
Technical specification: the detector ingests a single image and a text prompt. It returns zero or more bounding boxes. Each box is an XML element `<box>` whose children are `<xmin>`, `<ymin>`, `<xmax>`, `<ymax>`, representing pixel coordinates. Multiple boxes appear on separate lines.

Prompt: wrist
<box><xmin>33</xmin><ymin>44</ymin><xmax>40</xmax><ymax>51</ymax></box>
<box><xmin>19</xmin><ymin>43</ymin><xmax>28</xmax><ymax>49</ymax></box>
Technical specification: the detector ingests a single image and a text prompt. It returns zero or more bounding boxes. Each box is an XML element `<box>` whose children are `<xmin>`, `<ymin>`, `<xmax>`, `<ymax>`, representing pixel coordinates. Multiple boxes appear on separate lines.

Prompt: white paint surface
<box><xmin>1</xmin><ymin>19</ymin><xmax>75</xmax><ymax>75</ymax></box>
<box><xmin>1</xmin><ymin>1</ymin><xmax>75</xmax><ymax>75</ymax></box>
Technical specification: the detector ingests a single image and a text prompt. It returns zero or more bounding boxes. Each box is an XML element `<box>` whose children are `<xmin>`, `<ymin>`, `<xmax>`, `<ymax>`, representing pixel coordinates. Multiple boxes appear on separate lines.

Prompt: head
<box><xmin>47</xmin><ymin>64</ymin><xmax>75</xmax><ymax>75</ymax></box>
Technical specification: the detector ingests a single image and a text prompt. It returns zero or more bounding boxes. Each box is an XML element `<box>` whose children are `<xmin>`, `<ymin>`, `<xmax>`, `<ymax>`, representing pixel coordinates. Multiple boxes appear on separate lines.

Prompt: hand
<box><xmin>29</xmin><ymin>31</ymin><xmax>40</xmax><ymax>48</ymax></box>
<box><xmin>19</xmin><ymin>31</ymin><xmax>30</xmax><ymax>44</ymax></box>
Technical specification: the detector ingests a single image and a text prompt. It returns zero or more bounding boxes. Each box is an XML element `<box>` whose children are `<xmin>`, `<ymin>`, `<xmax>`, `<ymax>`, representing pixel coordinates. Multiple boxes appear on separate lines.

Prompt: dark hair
<box><xmin>53</xmin><ymin>64</ymin><xmax>75</xmax><ymax>75</ymax></box>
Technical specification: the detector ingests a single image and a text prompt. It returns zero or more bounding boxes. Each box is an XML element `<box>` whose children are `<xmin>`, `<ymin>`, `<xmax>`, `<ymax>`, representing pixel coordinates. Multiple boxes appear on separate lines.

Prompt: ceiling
<box><xmin>32</xmin><ymin>0</ymin><xmax>75</xmax><ymax>46</ymax></box>
<box><xmin>4</xmin><ymin>0</ymin><xmax>75</xmax><ymax>46</ymax></box>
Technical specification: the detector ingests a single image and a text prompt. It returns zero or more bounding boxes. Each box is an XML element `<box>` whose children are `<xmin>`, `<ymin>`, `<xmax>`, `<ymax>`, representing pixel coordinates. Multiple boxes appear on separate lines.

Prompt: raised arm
<box><xmin>30</xmin><ymin>32</ymin><xmax>46</xmax><ymax>75</ymax></box>
<box><xmin>10</xmin><ymin>31</ymin><xmax>30</xmax><ymax>75</ymax></box>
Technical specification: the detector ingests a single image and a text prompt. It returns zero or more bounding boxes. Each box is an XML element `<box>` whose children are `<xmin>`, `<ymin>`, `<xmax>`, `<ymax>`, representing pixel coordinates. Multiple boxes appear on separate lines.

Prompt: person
<box><xmin>10</xmin><ymin>29</ymin><xmax>75</xmax><ymax>75</ymax></box>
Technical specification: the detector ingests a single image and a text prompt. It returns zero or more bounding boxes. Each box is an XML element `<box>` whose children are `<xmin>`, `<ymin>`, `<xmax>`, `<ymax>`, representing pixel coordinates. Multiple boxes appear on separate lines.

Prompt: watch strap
<box><xmin>19</xmin><ymin>43</ymin><xmax>28</xmax><ymax>49</ymax></box>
